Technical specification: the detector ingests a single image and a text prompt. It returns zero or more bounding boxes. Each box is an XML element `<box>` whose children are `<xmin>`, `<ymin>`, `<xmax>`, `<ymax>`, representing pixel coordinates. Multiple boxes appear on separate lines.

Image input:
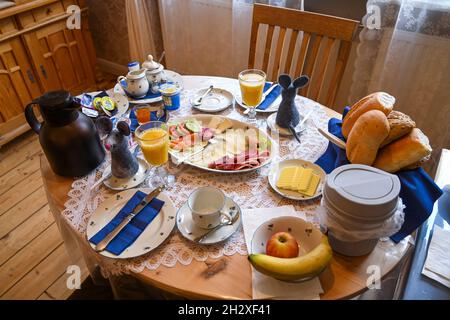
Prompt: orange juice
<box><xmin>139</xmin><ymin>128</ymin><xmax>169</xmax><ymax>166</ymax></box>
<box><xmin>239</xmin><ymin>73</ymin><xmax>265</xmax><ymax>107</ymax></box>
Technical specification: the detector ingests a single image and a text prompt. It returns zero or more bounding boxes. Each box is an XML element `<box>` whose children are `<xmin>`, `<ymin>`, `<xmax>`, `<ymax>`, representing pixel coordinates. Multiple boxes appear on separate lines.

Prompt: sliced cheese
<box><xmin>295</xmin><ymin>168</ymin><xmax>313</xmax><ymax>192</ymax></box>
<box><xmin>300</xmin><ymin>173</ymin><xmax>321</xmax><ymax>197</ymax></box>
<box><xmin>287</xmin><ymin>167</ymin><xmax>304</xmax><ymax>191</ymax></box>
<box><xmin>276</xmin><ymin>167</ymin><xmax>298</xmax><ymax>189</ymax></box>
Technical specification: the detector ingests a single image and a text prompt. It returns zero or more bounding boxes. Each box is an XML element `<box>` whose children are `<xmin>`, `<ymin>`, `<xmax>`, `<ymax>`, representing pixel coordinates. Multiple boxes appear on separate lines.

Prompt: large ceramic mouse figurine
<box><xmin>96</xmin><ymin>116</ymin><xmax>139</xmax><ymax>179</ymax></box>
<box><xmin>275</xmin><ymin>74</ymin><xmax>309</xmax><ymax>142</ymax></box>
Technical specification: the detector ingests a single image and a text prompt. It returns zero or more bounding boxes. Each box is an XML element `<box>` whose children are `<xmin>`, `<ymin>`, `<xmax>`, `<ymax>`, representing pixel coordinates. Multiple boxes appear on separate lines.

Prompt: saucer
<box><xmin>266</xmin><ymin>113</ymin><xmax>306</xmax><ymax>136</ymax></box>
<box><xmin>103</xmin><ymin>158</ymin><xmax>149</xmax><ymax>191</ymax></box>
<box><xmin>177</xmin><ymin>197</ymin><xmax>241</xmax><ymax>244</ymax></box>
<box><xmin>190</xmin><ymin>87</ymin><xmax>234</xmax><ymax>113</ymax></box>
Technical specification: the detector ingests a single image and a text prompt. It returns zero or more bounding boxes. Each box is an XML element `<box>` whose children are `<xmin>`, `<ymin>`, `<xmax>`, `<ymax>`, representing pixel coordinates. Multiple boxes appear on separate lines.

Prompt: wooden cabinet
<box><xmin>23</xmin><ymin>20</ymin><xmax>95</xmax><ymax>92</ymax></box>
<box><xmin>0</xmin><ymin>37</ymin><xmax>41</xmax><ymax>122</ymax></box>
<box><xmin>0</xmin><ymin>0</ymin><xmax>98</xmax><ymax>146</ymax></box>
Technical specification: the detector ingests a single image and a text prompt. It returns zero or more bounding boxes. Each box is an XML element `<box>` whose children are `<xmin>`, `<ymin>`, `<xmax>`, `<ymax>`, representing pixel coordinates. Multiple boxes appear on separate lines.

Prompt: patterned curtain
<box><xmin>350</xmin><ymin>0</ymin><xmax>450</xmax><ymax>174</ymax></box>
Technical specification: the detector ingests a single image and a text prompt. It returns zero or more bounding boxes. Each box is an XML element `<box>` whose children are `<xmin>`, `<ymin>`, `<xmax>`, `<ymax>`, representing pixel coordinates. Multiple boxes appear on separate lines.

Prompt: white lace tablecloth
<box><xmin>61</xmin><ymin>81</ymin><xmax>331</xmax><ymax>277</ymax></box>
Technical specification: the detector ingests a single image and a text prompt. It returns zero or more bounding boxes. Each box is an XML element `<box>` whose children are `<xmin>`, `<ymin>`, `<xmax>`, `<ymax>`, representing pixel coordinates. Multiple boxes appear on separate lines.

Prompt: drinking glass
<box><xmin>239</xmin><ymin>69</ymin><xmax>266</xmax><ymax>123</ymax></box>
<box><xmin>135</xmin><ymin>121</ymin><xmax>174</xmax><ymax>188</ymax></box>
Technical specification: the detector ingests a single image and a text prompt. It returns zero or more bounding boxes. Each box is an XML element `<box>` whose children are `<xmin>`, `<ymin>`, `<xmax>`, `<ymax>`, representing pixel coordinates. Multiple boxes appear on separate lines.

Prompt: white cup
<box><xmin>188</xmin><ymin>187</ymin><xmax>226</xmax><ymax>229</ymax></box>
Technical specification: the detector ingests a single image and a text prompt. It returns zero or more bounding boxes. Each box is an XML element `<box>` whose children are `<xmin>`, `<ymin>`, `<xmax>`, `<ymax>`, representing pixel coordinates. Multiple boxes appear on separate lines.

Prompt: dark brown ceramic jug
<box><xmin>25</xmin><ymin>90</ymin><xmax>105</xmax><ymax>177</ymax></box>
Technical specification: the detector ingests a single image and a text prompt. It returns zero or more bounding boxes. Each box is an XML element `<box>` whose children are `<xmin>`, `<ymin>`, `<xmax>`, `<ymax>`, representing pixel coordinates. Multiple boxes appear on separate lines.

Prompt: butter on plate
<box><xmin>276</xmin><ymin>166</ymin><xmax>321</xmax><ymax>197</ymax></box>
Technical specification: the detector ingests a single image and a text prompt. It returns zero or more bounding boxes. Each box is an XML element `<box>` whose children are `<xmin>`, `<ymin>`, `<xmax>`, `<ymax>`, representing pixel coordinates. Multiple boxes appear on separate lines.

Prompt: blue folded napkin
<box><xmin>256</xmin><ymin>82</ymin><xmax>282</xmax><ymax>110</ymax></box>
<box><xmin>89</xmin><ymin>191</ymin><xmax>165</xmax><ymax>255</ymax></box>
<box><xmin>315</xmin><ymin>107</ymin><xmax>443</xmax><ymax>242</ymax></box>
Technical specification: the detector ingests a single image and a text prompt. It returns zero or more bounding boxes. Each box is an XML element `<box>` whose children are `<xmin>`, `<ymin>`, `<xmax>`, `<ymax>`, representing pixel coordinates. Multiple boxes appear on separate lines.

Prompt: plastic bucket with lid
<box><xmin>319</xmin><ymin>164</ymin><xmax>403</xmax><ymax>256</ymax></box>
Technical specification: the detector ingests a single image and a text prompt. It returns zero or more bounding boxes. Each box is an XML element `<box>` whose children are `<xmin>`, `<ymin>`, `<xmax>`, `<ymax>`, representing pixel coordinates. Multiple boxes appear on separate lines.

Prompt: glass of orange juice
<box><xmin>239</xmin><ymin>69</ymin><xmax>266</xmax><ymax>122</ymax></box>
<box><xmin>135</xmin><ymin>121</ymin><xmax>174</xmax><ymax>187</ymax></box>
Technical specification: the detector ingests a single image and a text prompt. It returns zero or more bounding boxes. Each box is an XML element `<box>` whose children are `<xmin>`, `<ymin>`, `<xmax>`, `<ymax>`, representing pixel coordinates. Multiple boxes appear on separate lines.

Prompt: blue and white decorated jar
<box><xmin>159</xmin><ymin>83</ymin><xmax>181</xmax><ymax>111</ymax></box>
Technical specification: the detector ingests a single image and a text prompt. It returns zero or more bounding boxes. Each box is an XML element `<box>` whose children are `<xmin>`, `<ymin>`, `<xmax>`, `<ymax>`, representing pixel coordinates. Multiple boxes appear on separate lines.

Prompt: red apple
<box><xmin>266</xmin><ymin>232</ymin><xmax>299</xmax><ymax>258</ymax></box>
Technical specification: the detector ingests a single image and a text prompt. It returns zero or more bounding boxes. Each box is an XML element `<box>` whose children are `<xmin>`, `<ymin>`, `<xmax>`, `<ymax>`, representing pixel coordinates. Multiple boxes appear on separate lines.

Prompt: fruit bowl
<box><xmin>249</xmin><ymin>216</ymin><xmax>332</xmax><ymax>282</ymax></box>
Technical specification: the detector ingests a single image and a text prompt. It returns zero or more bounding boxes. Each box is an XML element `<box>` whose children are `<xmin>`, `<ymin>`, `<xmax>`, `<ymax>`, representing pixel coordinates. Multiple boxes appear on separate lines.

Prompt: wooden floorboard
<box><xmin>0</xmin><ymin>73</ymin><xmax>116</xmax><ymax>300</ymax></box>
<box><xmin>0</xmin><ymin>170</ymin><xmax>44</xmax><ymax>216</ymax></box>
<box><xmin>1</xmin><ymin>244</ymin><xmax>72</xmax><ymax>300</ymax></box>
<box><xmin>0</xmin><ymin>187</ymin><xmax>48</xmax><ymax>239</ymax></box>
<box><xmin>0</xmin><ymin>204</ymin><xmax>52</xmax><ymax>263</ymax></box>
<box><xmin>0</xmin><ymin>223</ymin><xmax>62</xmax><ymax>296</ymax></box>
<box><xmin>0</xmin><ymin>131</ymin><xmax>83</xmax><ymax>300</ymax></box>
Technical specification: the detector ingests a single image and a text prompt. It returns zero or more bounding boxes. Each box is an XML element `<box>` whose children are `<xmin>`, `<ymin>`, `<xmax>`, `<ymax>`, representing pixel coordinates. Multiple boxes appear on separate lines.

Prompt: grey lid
<box><xmin>325</xmin><ymin>164</ymin><xmax>400</xmax><ymax>219</ymax></box>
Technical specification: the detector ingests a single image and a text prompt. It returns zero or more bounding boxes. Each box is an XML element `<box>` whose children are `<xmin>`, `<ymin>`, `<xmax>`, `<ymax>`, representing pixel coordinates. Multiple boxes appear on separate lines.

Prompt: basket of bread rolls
<box><xmin>343</xmin><ymin>92</ymin><xmax>432</xmax><ymax>173</ymax></box>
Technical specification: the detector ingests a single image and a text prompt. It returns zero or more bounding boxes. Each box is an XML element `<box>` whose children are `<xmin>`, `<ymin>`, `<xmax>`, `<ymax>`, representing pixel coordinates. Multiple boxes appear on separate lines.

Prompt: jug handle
<box><xmin>25</xmin><ymin>101</ymin><xmax>41</xmax><ymax>134</ymax></box>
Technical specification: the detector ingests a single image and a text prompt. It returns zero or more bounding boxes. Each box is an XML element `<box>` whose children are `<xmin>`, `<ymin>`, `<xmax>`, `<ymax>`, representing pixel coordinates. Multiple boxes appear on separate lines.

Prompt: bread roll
<box><xmin>346</xmin><ymin>110</ymin><xmax>390</xmax><ymax>166</ymax></box>
<box><xmin>342</xmin><ymin>92</ymin><xmax>395</xmax><ymax>138</ymax></box>
<box><xmin>381</xmin><ymin>111</ymin><xmax>416</xmax><ymax>147</ymax></box>
<box><xmin>373</xmin><ymin>128</ymin><xmax>432</xmax><ymax>173</ymax></box>
<box><xmin>403</xmin><ymin>155</ymin><xmax>431</xmax><ymax>170</ymax></box>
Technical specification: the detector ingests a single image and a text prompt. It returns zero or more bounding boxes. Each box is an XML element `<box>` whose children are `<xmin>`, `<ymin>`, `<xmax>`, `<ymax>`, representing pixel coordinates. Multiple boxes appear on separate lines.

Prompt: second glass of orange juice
<box><xmin>239</xmin><ymin>69</ymin><xmax>266</xmax><ymax>122</ymax></box>
<box><xmin>135</xmin><ymin>121</ymin><xmax>173</xmax><ymax>187</ymax></box>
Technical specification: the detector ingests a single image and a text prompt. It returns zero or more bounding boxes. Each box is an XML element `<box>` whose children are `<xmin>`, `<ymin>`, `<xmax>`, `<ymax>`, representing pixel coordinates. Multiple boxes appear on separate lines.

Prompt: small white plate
<box><xmin>75</xmin><ymin>91</ymin><xmax>129</xmax><ymax>118</ymax></box>
<box><xmin>177</xmin><ymin>197</ymin><xmax>241</xmax><ymax>245</ymax></box>
<box><xmin>266</xmin><ymin>112</ymin><xmax>306</xmax><ymax>136</ymax></box>
<box><xmin>87</xmin><ymin>188</ymin><xmax>176</xmax><ymax>259</ymax></box>
<box><xmin>103</xmin><ymin>158</ymin><xmax>149</xmax><ymax>191</ymax></box>
<box><xmin>110</xmin><ymin>93</ymin><xmax>130</xmax><ymax>119</ymax></box>
<box><xmin>268</xmin><ymin>159</ymin><xmax>326</xmax><ymax>201</ymax></box>
<box><xmin>190</xmin><ymin>87</ymin><xmax>234</xmax><ymax>113</ymax></box>
<box><xmin>113</xmin><ymin>70</ymin><xmax>183</xmax><ymax>105</ymax></box>
<box><xmin>235</xmin><ymin>94</ymin><xmax>281</xmax><ymax>113</ymax></box>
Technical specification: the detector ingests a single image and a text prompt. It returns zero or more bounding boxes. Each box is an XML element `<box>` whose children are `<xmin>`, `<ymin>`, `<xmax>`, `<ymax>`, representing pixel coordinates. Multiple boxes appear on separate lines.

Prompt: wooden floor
<box><xmin>0</xmin><ymin>73</ymin><xmax>118</xmax><ymax>300</ymax></box>
<box><xmin>0</xmin><ymin>131</ymin><xmax>89</xmax><ymax>300</ymax></box>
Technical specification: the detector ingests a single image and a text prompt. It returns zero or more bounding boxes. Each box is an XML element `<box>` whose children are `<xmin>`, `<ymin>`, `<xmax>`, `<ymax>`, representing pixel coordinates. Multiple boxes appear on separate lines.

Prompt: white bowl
<box><xmin>251</xmin><ymin>216</ymin><xmax>323</xmax><ymax>256</ymax></box>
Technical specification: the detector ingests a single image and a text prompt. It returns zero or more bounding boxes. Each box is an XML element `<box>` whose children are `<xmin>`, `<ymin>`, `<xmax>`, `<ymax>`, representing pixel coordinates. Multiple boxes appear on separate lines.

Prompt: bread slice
<box><xmin>381</xmin><ymin>111</ymin><xmax>416</xmax><ymax>147</ymax></box>
<box><xmin>346</xmin><ymin>110</ymin><xmax>390</xmax><ymax>166</ymax></box>
<box><xmin>373</xmin><ymin>128</ymin><xmax>432</xmax><ymax>173</ymax></box>
<box><xmin>342</xmin><ymin>92</ymin><xmax>395</xmax><ymax>138</ymax></box>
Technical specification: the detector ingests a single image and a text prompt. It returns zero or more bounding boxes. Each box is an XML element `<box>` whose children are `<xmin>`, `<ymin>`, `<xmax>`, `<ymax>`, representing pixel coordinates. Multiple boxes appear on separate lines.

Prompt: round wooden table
<box><xmin>41</xmin><ymin>75</ymin><xmax>411</xmax><ymax>300</ymax></box>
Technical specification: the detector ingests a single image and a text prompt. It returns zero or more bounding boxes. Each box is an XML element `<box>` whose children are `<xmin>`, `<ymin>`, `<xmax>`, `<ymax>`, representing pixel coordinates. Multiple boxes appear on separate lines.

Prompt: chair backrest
<box><xmin>249</xmin><ymin>4</ymin><xmax>359</xmax><ymax>107</ymax></box>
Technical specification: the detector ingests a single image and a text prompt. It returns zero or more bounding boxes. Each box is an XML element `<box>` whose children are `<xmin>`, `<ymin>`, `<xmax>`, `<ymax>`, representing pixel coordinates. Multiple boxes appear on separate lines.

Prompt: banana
<box><xmin>248</xmin><ymin>235</ymin><xmax>332</xmax><ymax>281</ymax></box>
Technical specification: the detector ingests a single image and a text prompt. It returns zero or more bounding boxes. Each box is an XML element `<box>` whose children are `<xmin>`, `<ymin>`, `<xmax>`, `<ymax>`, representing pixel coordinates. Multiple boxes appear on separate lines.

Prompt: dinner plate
<box><xmin>177</xmin><ymin>196</ymin><xmax>241</xmax><ymax>245</ymax></box>
<box><xmin>86</xmin><ymin>188</ymin><xmax>176</xmax><ymax>259</ymax></box>
<box><xmin>235</xmin><ymin>93</ymin><xmax>281</xmax><ymax>113</ymax></box>
<box><xmin>266</xmin><ymin>112</ymin><xmax>306</xmax><ymax>136</ymax></box>
<box><xmin>268</xmin><ymin>159</ymin><xmax>326</xmax><ymax>201</ymax></box>
<box><xmin>169</xmin><ymin>114</ymin><xmax>276</xmax><ymax>174</ymax></box>
<box><xmin>113</xmin><ymin>70</ymin><xmax>184</xmax><ymax>105</ymax></box>
<box><xmin>103</xmin><ymin>158</ymin><xmax>149</xmax><ymax>191</ymax></box>
<box><xmin>190</xmin><ymin>87</ymin><xmax>234</xmax><ymax>113</ymax></box>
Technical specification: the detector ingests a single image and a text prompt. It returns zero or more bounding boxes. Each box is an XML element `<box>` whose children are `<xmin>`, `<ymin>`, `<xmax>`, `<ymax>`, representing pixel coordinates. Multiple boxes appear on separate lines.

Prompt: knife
<box><xmin>94</xmin><ymin>185</ymin><xmax>165</xmax><ymax>252</ymax></box>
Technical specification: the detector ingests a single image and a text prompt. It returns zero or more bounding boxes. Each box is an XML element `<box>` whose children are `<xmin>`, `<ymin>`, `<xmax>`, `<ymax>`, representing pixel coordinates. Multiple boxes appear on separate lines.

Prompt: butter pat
<box><xmin>276</xmin><ymin>167</ymin><xmax>298</xmax><ymax>189</ymax></box>
<box><xmin>301</xmin><ymin>173</ymin><xmax>321</xmax><ymax>197</ymax></box>
<box><xmin>296</xmin><ymin>168</ymin><xmax>313</xmax><ymax>192</ymax></box>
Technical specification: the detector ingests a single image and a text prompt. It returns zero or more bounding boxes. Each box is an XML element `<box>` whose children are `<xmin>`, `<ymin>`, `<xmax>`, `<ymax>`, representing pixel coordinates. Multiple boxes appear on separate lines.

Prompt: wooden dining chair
<box><xmin>249</xmin><ymin>4</ymin><xmax>359</xmax><ymax>107</ymax></box>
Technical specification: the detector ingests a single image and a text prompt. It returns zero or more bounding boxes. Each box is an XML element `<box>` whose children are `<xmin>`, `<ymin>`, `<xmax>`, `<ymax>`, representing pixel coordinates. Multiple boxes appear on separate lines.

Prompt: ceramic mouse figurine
<box><xmin>96</xmin><ymin>116</ymin><xmax>139</xmax><ymax>179</ymax></box>
<box><xmin>275</xmin><ymin>74</ymin><xmax>309</xmax><ymax>142</ymax></box>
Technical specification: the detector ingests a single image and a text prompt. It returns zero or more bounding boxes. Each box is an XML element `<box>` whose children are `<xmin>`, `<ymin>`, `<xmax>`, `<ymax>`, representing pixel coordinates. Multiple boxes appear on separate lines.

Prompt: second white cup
<box><xmin>188</xmin><ymin>187</ymin><xmax>226</xmax><ymax>229</ymax></box>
